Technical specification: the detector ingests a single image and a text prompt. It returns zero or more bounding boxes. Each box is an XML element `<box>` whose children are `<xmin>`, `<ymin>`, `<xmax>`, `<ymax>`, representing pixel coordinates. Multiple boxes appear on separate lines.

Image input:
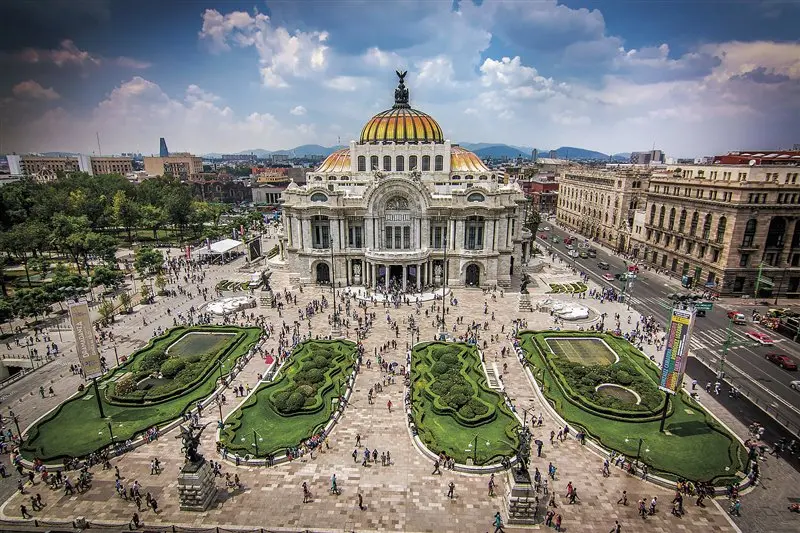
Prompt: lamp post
<box><xmin>439</xmin><ymin>234</ymin><xmax>448</xmax><ymax>338</ymax></box>
<box><xmin>217</xmin><ymin>359</ymin><xmax>225</xmax><ymax>387</ymax></box>
<box><xmin>113</xmin><ymin>343</ymin><xmax>120</xmax><ymax>367</ymax></box>
<box><xmin>217</xmin><ymin>397</ymin><xmax>224</xmax><ymax>422</ymax></box>
<box><xmin>107</xmin><ymin>421</ymin><xmax>115</xmax><ymax>446</ymax></box>
<box><xmin>12</xmin><ymin>416</ymin><xmax>21</xmax><ymax>441</ymax></box>
<box><xmin>329</xmin><ymin>233</ymin><xmax>341</xmax><ymax>337</ymax></box>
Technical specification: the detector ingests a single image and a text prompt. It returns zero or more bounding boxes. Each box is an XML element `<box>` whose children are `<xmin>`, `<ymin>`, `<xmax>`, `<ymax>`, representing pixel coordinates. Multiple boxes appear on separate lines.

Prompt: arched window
<box><xmin>370</xmin><ymin>155</ymin><xmax>379</xmax><ymax>171</ymax></box>
<box><xmin>465</xmin><ymin>175</ymin><xmax>474</xmax><ymax>180</ymax></box>
<box><xmin>702</xmin><ymin>214</ymin><xmax>713</xmax><ymax>240</ymax></box>
<box><xmin>434</xmin><ymin>155</ymin><xmax>444</xmax><ymax>171</ymax></box>
<box><xmin>409</xmin><ymin>155</ymin><xmax>418</xmax><ymax>171</ymax></box>
<box><xmin>658</xmin><ymin>206</ymin><xmax>665</xmax><ymax>228</ymax></box>
<box><xmin>742</xmin><ymin>219</ymin><xmax>757</xmax><ymax>247</ymax></box>
<box><xmin>766</xmin><ymin>217</ymin><xmax>787</xmax><ymax>247</ymax></box>
<box><xmin>357</xmin><ymin>155</ymin><xmax>366</xmax><ymax>172</ymax></box>
<box><xmin>383</xmin><ymin>156</ymin><xmax>391</xmax><ymax>171</ymax></box>
<box><xmin>689</xmin><ymin>212</ymin><xmax>699</xmax><ymax>236</ymax></box>
<box><xmin>329</xmin><ymin>176</ymin><xmax>337</xmax><ymax>181</ymax></box>
<box><xmin>649</xmin><ymin>205</ymin><xmax>656</xmax><ymax>225</ymax></box>
<box><xmin>716</xmin><ymin>216</ymin><xmax>727</xmax><ymax>243</ymax></box>
<box><xmin>311</xmin><ymin>215</ymin><xmax>330</xmax><ymax>249</ymax></box>
<box><xmin>310</xmin><ymin>192</ymin><xmax>328</xmax><ymax>202</ymax></box>
<box><xmin>452</xmin><ymin>175</ymin><xmax>461</xmax><ymax>180</ymax></box>
<box><xmin>467</xmin><ymin>192</ymin><xmax>485</xmax><ymax>202</ymax></box>
<box><xmin>465</xmin><ymin>216</ymin><xmax>484</xmax><ymax>250</ymax></box>
<box><xmin>395</xmin><ymin>155</ymin><xmax>405</xmax><ymax>172</ymax></box>
<box><xmin>678</xmin><ymin>209</ymin><xmax>687</xmax><ymax>233</ymax></box>
<box><xmin>421</xmin><ymin>155</ymin><xmax>431</xmax><ymax>171</ymax></box>
<box><xmin>668</xmin><ymin>208</ymin><xmax>676</xmax><ymax>230</ymax></box>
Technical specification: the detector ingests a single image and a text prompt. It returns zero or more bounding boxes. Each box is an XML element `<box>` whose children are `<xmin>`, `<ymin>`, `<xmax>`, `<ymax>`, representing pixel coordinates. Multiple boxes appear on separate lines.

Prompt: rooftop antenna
<box><xmin>338</xmin><ymin>135</ymin><xmax>341</xmax><ymax>146</ymax></box>
<box><xmin>96</xmin><ymin>132</ymin><xmax>102</xmax><ymax>156</ymax></box>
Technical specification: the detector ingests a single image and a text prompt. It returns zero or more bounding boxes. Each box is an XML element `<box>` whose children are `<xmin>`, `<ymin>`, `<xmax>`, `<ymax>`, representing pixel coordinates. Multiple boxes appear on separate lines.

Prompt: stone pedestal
<box><xmin>518</xmin><ymin>293</ymin><xmax>532</xmax><ymax>312</ymax></box>
<box><xmin>259</xmin><ymin>288</ymin><xmax>275</xmax><ymax>308</ymax></box>
<box><xmin>177</xmin><ymin>459</ymin><xmax>217</xmax><ymax>511</ymax></box>
<box><xmin>505</xmin><ymin>468</ymin><xmax>539</xmax><ymax>525</ymax></box>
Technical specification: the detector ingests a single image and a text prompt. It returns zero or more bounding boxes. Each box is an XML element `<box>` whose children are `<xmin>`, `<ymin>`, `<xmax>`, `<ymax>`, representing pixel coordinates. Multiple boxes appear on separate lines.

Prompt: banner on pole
<box><xmin>658</xmin><ymin>307</ymin><xmax>695</xmax><ymax>394</ymax></box>
<box><xmin>185</xmin><ymin>245</ymin><xmax>191</xmax><ymax>260</ymax></box>
<box><xmin>69</xmin><ymin>302</ymin><xmax>103</xmax><ymax>379</ymax></box>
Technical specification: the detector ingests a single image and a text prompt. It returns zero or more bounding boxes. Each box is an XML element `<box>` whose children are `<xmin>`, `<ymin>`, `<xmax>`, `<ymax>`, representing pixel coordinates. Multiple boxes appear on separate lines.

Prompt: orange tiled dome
<box><xmin>359</xmin><ymin>107</ymin><xmax>444</xmax><ymax>144</ymax></box>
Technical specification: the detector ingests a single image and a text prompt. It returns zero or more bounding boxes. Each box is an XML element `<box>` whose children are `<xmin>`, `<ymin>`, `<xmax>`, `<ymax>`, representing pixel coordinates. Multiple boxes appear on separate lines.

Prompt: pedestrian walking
<box><xmin>609</xmin><ymin>520</ymin><xmax>621</xmax><ymax>533</ymax></box>
<box><xmin>649</xmin><ymin>496</ymin><xmax>657</xmax><ymax>515</ymax></box>
<box><xmin>387</xmin><ymin>400</ymin><xmax>392</xmax><ymax>412</ymax></box>
<box><xmin>21</xmin><ymin>505</ymin><xmax>31</xmax><ymax>519</ymax></box>
<box><xmin>357</xmin><ymin>492</ymin><xmax>365</xmax><ymax>510</ymax></box>
<box><xmin>617</xmin><ymin>490</ymin><xmax>628</xmax><ymax>505</ymax></box>
<box><xmin>447</xmin><ymin>481</ymin><xmax>455</xmax><ymax>499</ymax></box>
<box><xmin>493</xmin><ymin>511</ymin><xmax>505</xmax><ymax>533</ymax></box>
<box><xmin>303</xmin><ymin>481</ymin><xmax>311</xmax><ymax>503</ymax></box>
<box><xmin>131</xmin><ymin>512</ymin><xmax>141</xmax><ymax>529</ymax></box>
<box><xmin>432</xmin><ymin>460</ymin><xmax>441</xmax><ymax>475</ymax></box>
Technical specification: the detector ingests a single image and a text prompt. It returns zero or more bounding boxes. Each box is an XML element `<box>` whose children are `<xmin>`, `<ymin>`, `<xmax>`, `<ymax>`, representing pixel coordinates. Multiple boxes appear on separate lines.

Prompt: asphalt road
<box><xmin>536</xmin><ymin>224</ymin><xmax>800</xmax><ymax>431</ymax></box>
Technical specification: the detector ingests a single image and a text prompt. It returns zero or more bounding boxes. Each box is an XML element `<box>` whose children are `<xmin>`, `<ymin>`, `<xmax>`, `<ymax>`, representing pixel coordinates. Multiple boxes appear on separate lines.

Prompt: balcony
<box><xmin>737</xmin><ymin>243</ymin><xmax>760</xmax><ymax>252</ymax></box>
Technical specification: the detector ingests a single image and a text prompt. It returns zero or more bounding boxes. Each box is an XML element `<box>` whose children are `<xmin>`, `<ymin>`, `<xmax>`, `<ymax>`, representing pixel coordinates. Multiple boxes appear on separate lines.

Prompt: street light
<box><xmin>439</xmin><ymin>234</ymin><xmax>448</xmax><ymax>337</ymax></box>
<box><xmin>329</xmin><ymin>233</ymin><xmax>340</xmax><ymax>336</ymax></box>
<box><xmin>12</xmin><ymin>416</ymin><xmax>21</xmax><ymax>441</ymax></box>
<box><xmin>113</xmin><ymin>344</ymin><xmax>120</xmax><ymax>367</ymax></box>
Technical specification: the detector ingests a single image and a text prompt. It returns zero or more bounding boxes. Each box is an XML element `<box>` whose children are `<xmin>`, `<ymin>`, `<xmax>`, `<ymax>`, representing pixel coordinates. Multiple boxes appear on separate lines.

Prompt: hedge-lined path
<box><xmin>0</xmin><ymin>240</ymin><xmax>738</xmax><ymax>532</ymax></box>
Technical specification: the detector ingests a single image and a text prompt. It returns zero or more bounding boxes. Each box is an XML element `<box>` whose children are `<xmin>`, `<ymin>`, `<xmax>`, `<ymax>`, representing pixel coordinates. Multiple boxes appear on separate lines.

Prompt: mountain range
<box><xmin>204</xmin><ymin>144</ymin><xmax>631</xmax><ymax>161</ymax></box>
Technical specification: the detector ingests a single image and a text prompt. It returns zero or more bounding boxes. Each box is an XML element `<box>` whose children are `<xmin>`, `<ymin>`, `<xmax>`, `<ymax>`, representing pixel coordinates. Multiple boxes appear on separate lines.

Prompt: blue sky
<box><xmin>2</xmin><ymin>0</ymin><xmax>799</xmax><ymax>157</ymax></box>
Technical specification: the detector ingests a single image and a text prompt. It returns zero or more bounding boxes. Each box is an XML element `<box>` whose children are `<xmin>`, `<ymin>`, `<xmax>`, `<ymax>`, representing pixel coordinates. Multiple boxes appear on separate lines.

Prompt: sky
<box><xmin>1</xmin><ymin>0</ymin><xmax>799</xmax><ymax>158</ymax></box>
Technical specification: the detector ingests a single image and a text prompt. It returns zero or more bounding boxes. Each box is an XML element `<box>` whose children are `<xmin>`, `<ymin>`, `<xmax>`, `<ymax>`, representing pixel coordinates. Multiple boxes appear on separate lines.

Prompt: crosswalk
<box><xmin>688</xmin><ymin>329</ymin><xmax>758</xmax><ymax>353</ymax></box>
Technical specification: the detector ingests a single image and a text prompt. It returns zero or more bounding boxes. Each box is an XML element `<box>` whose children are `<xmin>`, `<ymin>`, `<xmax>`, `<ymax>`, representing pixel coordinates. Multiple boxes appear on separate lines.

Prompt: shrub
<box><xmin>615</xmin><ymin>370</ymin><xmax>633</xmax><ymax>385</ymax></box>
<box><xmin>139</xmin><ymin>349</ymin><xmax>169</xmax><ymax>372</ymax></box>
<box><xmin>431</xmin><ymin>361</ymin><xmax>450</xmax><ymax>375</ymax></box>
<box><xmin>160</xmin><ymin>357</ymin><xmax>187</xmax><ymax>379</ymax></box>
<box><xmin>114</xmin><ymin>374</ymin><xmax>137</xmax><ymax>396</ymax></box>
<box><xmin>297</xmin><ymin>384</ymin><xmax>316</xmax><ymax>397</ymax></box>
<box><xmin>286</xmin><ymin>391</ymin><xmax>307</xmax><ymax>412</ymax></box>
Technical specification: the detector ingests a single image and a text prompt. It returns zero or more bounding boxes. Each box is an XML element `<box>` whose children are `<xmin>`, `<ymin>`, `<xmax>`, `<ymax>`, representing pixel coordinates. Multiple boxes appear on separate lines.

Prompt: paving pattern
<box><xmin>0</xmin><ymin>241</ymin><xmax>743</xmax><ymax>532</ymax></box>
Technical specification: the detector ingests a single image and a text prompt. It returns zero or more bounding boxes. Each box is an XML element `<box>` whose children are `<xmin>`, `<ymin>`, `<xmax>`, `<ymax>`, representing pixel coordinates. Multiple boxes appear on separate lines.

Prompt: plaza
<box><xmin>0</xmin><ymin>231</ymin><xmax>745</xmax><ymax>533</ymax></box>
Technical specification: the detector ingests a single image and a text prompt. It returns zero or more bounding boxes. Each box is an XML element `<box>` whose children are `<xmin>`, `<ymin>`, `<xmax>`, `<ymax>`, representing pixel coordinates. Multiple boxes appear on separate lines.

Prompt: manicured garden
<box><xmin>547</xmin><ymin>282</ymin><xmax>588</xmax><ymax>294</ymax></box>
<box><xmin>21</xmin><ymin>326</ymin><xmax>261</xmax><ymax>462</ymax></box>
<box><xmin>215</xmin><ymin>279</ymin><xmax>253</xmax><ymax>292</ymax></box>
<box><xmin>220</xmin><ymin>340</ymin><xmax>356</xmax><ymax>457</ymax></box>
<box><xmin>411</xmin><ymin>342</ymin><xmax>520</xmax><ymax>465</ymax></box>
<box><xmin>518</xmin><ymin>331</ymin><xmax>746</xmax><ymax>484</ymax></box>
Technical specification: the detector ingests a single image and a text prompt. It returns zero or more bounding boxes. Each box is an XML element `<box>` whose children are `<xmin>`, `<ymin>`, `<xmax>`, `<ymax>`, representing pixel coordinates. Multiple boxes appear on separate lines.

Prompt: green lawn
<box><xmin>411</xmin><ymin>342</ymin><xmax>520</xmax><ymax>465</ymax></box>
<box><xmin>166</xmin><ymin>331</ymin><xmax>236</xmax><ymax>358</ymax></box>
<box><xmin>518</xmin><ymin>331</ymin><xmax>746</xmax><ymax>484</ymax></box>
<box><xmin>21</xmin><ymin>326</ymin><xmax>261</xmax><ymax>462</ymax></box>
<box><xmin>220</xmin><ymin>340</ymin><xmax>356</xmax><ymax>457</ymax></box>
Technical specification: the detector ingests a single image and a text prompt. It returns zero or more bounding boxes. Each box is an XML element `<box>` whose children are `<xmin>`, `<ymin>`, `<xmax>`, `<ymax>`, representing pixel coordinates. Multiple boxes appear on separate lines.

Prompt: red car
<box><xmin>765</xmin><ymin>353</ymin><xmax>797</xmax><ymax>370</ymax></box>
<box><xmin>745</xmin><ymin>331</ymin><xmax>775</xmax><ymax>345</ymax></box>
<box><xmin>727</xmin><ymin>311</ymin><xmax>746</xmax><ymax>324</ymax></box>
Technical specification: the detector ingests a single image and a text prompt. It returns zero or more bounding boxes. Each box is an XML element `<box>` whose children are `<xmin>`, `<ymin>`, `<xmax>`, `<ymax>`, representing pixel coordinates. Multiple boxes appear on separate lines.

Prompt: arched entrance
<box><xmin>316</xmin><ymin>263</ymin><xmax>330</xmax><ymax>284</ymax></box>
<box><xmin>465</xmin><ymin>264</ymin><xmax>480</xmax><ymax>287</ymax></box>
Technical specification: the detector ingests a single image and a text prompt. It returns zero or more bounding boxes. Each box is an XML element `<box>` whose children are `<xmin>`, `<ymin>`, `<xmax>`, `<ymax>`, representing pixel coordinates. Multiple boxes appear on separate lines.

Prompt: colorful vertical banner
<box><xmin>69</xmin><ymin>302</ymin><xmax>103</xmax><ymax>379</ymax></box>
<box><xmin>185</xmin><ymin>245</ymin><xmax>191</xmax><ymax>260</ymax></box>
<box><xmin>658</xmin><ymin>307</ymin><xmax>696</xmax><ymax>394</ymax></box>
<box><xmin>240</xmin><ymin>224</ymin><xmax>245</xmax><ymax>237</ymax></box>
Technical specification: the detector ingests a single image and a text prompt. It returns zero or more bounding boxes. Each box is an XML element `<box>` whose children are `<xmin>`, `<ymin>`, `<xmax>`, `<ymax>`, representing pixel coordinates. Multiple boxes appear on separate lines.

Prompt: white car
<box><xmin>569</xmin><ymin>249</ymin><xmax>579</xmax><ymax>257</ymax></box>
<box><xmin>791</xmin><ymin>380</ymin><xmax>800</xmax><ymax>391</ymax></box>
<box><xmin>745</xmin><ymin>331</ymin><xmax>775</xmax><ymax>345</ymax></box>
<box><xmin>542</xmin><ymin>226</ymin><xmax>551</xmax><ymax>231</ymax></box>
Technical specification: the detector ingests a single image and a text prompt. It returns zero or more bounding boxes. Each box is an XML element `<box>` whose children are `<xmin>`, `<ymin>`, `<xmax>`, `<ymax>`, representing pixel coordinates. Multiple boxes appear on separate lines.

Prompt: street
<box><xmin>537</xmin><ymin>224</ymin><xmax>800</xmax><ymax>433</ymax></box>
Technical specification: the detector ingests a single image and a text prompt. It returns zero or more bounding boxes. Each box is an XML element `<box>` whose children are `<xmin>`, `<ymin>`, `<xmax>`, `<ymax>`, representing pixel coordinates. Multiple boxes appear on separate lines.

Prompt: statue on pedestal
<box><xmin>520</xmin><ymin>272</ymin><xmax>531</xmax><ymax>294</ymax></box>
<box><xmin>176</xmin><ymin>423</ymin><xmax>211</xmax><ymax>464</ymax></box>
<box><xmin>261</xmin><ymin>269</ymin><xmax>273</xmax><ymax>291</ymax></box>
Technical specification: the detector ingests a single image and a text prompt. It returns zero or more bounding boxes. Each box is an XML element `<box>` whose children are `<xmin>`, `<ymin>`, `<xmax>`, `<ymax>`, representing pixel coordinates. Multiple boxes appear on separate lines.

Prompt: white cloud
<box><xmin>199</xmin><ymin>9</ymin><xmax>329</xmax><ymax>88</ymax></box>
<box><xmin>12</xmin><ymin>39</ymin><xmax>149</xmax><ymax>69</ymax></box>
<box><xmin>324</xmin><ymin>76</ymin><xmax>366</xmax><ymax>92</ymax></box>
<box><xmin>290</xmin><ymin>105</ymin><xmax>307</xmax><ymax>116</ymax></box>
<box><xmin>12</xmin><ymin>80</ymin><xmax>60</xmax><ymax>100</ymax></box>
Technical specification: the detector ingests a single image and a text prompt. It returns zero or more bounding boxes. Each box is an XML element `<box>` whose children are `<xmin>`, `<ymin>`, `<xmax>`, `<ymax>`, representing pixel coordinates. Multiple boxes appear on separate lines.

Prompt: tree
<box><xmin>154</xmin><ymin>273</ymin><xmax>167</xmax><ymax>295</ymax></box>
<box><xmin>112</xmin><ymin>190</ymin><xmax>140</xmax><ymax>243</ymax></box>
<box><xmin>523</xmin><ymin>198</ymin><xmax>541</xmax><ymax>236</ymax></box>
<box><xmin>12</xmin><ymin>287</ymin><xmax>52</xmax><ymax>321</ymax></box>
<box><xmin>164</xmin><ymin>187</ymin><xmax>193</xmax><ymax>241</ymax></box>
<box><xmin>92</xmin><ymin>265</ymin><xmax>125</xmax><ymax>291</ymax></box>
<box><xmin>118</xmin><ymin>291</ymin><xmax>132</xmax><ymax>314</ymax></box>
<box><xmin>134</xmin><ymin>247</ymin><xmax>163</xmax><ymax>279</ymax></box>
<box><xmin>0</xmin><ymin>298</ymin><xmax>13</xmax><ymax>333</ymax></box>
<box><xmin>51</xmin><ymin>214</ymin><xmax>91</xmax><ymax>274</ymax></box>
<box><xmin>140</xmin><ymin>284</ymin><xmax>152</xmax><ymax>304</ymax></box>
<box><xmin>48</xmin><ymin>263</ymin><xmax>89</xmax><ymax>304</ymax></box>
<box><xmin>98</xmin><ymin>299</ymin><xmax>115</xmax><ymax>325</ymax></box>
<box><xmin>28</xmin><ymin>256</ymin><xmax>51</xmax><ymax>284</ymax></box>
<box><xmin>0</xmin><ymin>256</ymin><xmax>8</xmax><ymax>298</ymax></box>
<box><xmin>140</xmin><ymin>204</ymin><xmax>167</xmax><ymax>242</ymax></box>
<box><xmin>0</xmin><ymin>222</ymin><xmax>49</xmax><ymax>287</ymax></box>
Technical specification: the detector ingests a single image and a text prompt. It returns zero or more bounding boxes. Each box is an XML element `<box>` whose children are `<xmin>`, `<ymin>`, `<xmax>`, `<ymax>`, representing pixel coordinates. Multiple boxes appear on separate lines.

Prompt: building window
<box><xmin>383</xmin><ymin>156</ymin><xmax>391</xmax><ymax>171</ymax></box>
<box><xmin>311</xmin><ymin>216</ymin><xmax>330</xmax><ymax>249</ymax></box>
<box><xmin>465</xmin><ymin>216</ymin><xmax>484</xmax><ymax>250</ymax></box>
<box><xmin>357</xmin><ymin>156</ymin><xmax>366</xmax><ymax>172</ymax></box>
<box><xmin>687</xmin><ymin>242</ymin><xmax>695</xmax><ymax>254</ymax></box>
<box><xmin>348</xmin><ymin>219</ymin><xmax>364</xmax><ymax>248</ymax></box>
<box><xmin>396</xmin><ymin>156</ymin><xmax>405</xmax><ymax>172</ymax></box>
<box><xmin>716</xmin><ymin>216</ymin><xmax>727</xmax><ymax>244</ymax></box>
<box><xmin>422</xmin><ymin>155</ymin><xmax>431</xmax><ymax>171</ymax></box>
<box><xmin>658</xmin><ymin>206</ymin><xmax>665</xmax><ymax>228</ymax></box>
<box><xmin>668</xmin><ymin>208</ymin><xmax>676</xmax><ymax>230</ymax></box>
<box><xmin>678</xmin><ymin>209</ymin><xmax>687</xmax><ymax>233</ymax></box>
<box><xmin>671</xmin><ymin>258</ymin><xmax>678</xmax><ymax>272</ymax></box>
<box><xmin>385</xmin><ymin>227</ymin><xmax>393</xmax><ymax>249</ymax></box>
<box><xmin>792</xmin><ymin>254</ymin><xmax>800</xmax><ymax>267</ymax></box>
<box><xmin>434</xmin><ymin>155</ymin><xmax>444</xmax><ymax>171</ymax></box>
<box><xmin>739</xmin><ymin>253</ymin><xmax>750</xmax><ymax>267</ymax></box>
<box><xmin>699</xmin><ymin>245</ymin><xmax>706</xmax><ymax>258</ymax></box>
<box><xmin>431</xmin><ymin>224</ymin><xmax>447</xmax><ymax>249</ymax></box>
<box><xmin>370</xmin><ymin>155</ymin><xmax>379</xmax><ymax>171</ymax></box>
<box><xmin>403</xmin><ymin>226</ymin><xmax>411</xmax><ymax>249</ymax></box>
<box><xmin>742</xmin><ymin>219</ymin><xmax>757</xmax><ymax>247</ymax></box>
<box><xmin>689</xmin><ymin>212</ymin><xmax>699</xmax><ymax>236</ymax></box>
<box><xmin>702</xmin><ymin>214</ymin><xmax>712</xmax><ymax>240</ymax></box>
<box><xmin>649</xmin><ymin>205</ymin><xmax>656</xmax><ymax>225</ymax></box>
<box><xmin>409</xmin><ymin>155</ymin><xmax>418</xmax><ymax>171</ymax></box>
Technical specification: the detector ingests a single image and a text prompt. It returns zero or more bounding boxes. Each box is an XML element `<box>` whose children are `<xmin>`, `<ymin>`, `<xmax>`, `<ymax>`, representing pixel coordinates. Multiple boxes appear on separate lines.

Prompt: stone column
<box><xmin>385</xmin><ymin>265</ymin><xmax>389</xmax><ymax>289</ymax></box>
<box><xmin>416</xmin><ymin>263</ymin><xmax>421</xmax><ymax>290</ymax></box>
<box><xmin>402</xmin><ymin>265</ymin><xmax>407</xmax><ymax>291</ymax></box>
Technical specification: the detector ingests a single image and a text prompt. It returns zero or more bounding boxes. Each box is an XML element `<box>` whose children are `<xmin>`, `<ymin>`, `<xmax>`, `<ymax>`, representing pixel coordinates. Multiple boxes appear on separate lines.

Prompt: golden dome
<box><xmin>450</xmin><ymin>146</ymin><xmax>490</xmax><ymax>173</ymax></box>
<box><xmin>316</xmin><ymin>149</ymin><xmax>351</xmax><ymax>172</ymax></box>
<box><xmin>359</xmin><ymin>71</ymin><xmax>444</xmax><ymax>144</ymax></box>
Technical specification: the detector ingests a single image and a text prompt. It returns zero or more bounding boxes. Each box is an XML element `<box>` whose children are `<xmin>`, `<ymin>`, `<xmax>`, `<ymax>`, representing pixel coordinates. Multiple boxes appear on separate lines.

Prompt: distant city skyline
<box><xmin>1</xmin><ymin>0</ymin><xmax>798</xmax><ymax>158</ymax></box>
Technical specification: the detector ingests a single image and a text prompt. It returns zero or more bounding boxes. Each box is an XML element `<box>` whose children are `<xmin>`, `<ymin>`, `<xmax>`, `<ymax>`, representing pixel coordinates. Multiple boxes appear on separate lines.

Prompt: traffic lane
<box><xmin>685</xmin><ymin>357</ymin><xmax>800</xmax><ymax>474</ymax></box>
<box><xmin>724</xmin><ymin>342</ymin><xmax>800</xmax><ymax>408</ymax></box>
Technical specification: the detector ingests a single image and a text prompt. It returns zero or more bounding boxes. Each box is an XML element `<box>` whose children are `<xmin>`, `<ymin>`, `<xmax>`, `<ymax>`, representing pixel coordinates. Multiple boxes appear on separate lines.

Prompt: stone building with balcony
<box><xmin>631</xmin><ymin>161</ymin><xmax>800</xmax><ymax>297</ymax></box>
<box><xmin>280</xmin><ymin>72</ymin><xmax>526</xmax><ymax>290</ymax></box>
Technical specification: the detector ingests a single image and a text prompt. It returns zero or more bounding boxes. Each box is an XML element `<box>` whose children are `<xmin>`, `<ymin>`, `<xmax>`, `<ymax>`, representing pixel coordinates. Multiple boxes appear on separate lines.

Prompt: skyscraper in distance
<box><xmin>159</xmin><ymin>137</ymin><xmax>169</xmax><ymax>157</ymax></box>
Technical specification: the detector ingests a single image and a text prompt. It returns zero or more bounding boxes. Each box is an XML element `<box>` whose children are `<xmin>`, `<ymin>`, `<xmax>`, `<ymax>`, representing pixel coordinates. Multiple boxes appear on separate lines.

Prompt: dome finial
<box><xmin>393</xmin><ymin>70</ymin><xmax>410</xmax><ymax>109</ymax></box>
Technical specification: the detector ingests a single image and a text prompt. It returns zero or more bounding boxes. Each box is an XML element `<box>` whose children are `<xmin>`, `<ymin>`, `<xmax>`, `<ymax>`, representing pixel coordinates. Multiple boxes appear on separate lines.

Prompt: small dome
<box><xmin>359</xmin><ymin>71</ymin><xmax>444</xmax><ymax>144</ymax></box>
<box><xmin>451</xmin><ymin>146</ymin><xmax>490</xmax><ymax>173</ymax></box>
<box><xmin>316</xmin><ymin>149</ymin><xmax>350</xmax><ymax>172</ymax></box>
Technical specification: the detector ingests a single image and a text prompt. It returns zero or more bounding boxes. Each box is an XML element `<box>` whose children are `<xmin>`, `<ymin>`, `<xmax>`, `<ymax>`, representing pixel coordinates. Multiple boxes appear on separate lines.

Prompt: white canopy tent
<box><xmin>197</xmin><ymin>238</ymin><xmax>245</xmax><ymax>263</ymax></box>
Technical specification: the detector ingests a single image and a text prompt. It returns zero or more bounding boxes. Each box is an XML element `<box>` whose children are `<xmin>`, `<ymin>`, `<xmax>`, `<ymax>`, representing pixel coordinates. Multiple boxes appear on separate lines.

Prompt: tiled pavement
<box><xmin>0</xmin><ymin>246</ymin><xmax>744</xmax><ymax>532</ymax></box>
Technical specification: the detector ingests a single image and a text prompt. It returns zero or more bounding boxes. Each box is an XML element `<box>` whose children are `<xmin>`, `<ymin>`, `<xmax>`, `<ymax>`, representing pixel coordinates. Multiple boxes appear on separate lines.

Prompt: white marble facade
<box><xmin>280</xmin><ymin>73</ymin><xmax>526</xmax><ymax>290</ymax></box>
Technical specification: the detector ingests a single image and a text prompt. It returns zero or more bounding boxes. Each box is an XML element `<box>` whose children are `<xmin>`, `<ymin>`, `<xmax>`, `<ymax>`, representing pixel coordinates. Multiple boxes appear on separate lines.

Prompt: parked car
<box><xmin>727</xmin><ymin>311</ymin><xmax>747</xmax><ymax>325</ymax></box>
<box><xmin>745</xmin><ymin>331</ymin><xmax>775</xmax><ymax>345</ymax></box>
<box><xmin>598</xmin><ymin>261</ymin><xmax>610</xmax><ymax>270</ymax></box>
<box><xmin>579</xmin><ymin>251</ymin><xmax>589</xmax><ymax>259</ymax></box>
<box><xmin>588</xmin><ymin>249</ymin><xmax>597</xmax><ymax>258</ymax></box>
<box><xmin>602</xmin><ymin>273</ymin><xmax>615</xmax><ymax>281</ymax></box>
<box><xmin>765</xmin><ymin>353</ymin><xmax>797</xmax><ymax>370</ymax></box>
<box><xmin>565</xmin><ymin>244</ymin><xmax>574</xmax><ymax>250</ymax></box>
<box><xmin>569</xmin><ymin>249</ymin><xmax>579</xmax><ymax>257</ymax></box>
